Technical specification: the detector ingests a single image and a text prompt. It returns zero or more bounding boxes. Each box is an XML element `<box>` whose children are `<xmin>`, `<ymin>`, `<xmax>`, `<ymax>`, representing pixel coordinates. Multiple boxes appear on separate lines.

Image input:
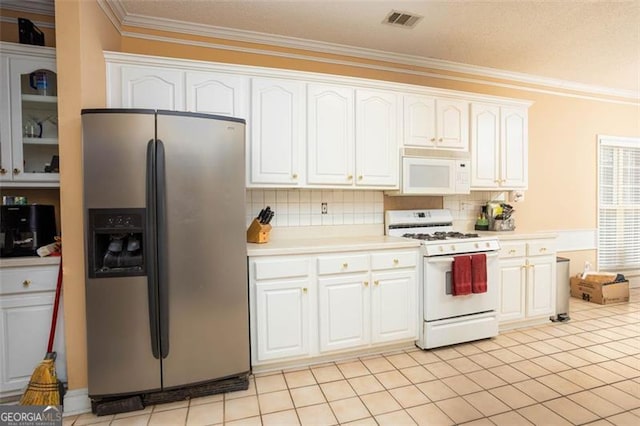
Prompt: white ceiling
<box><xmin>8</xmin><ymin>0</ymin><xmax>640</xmax><ymax>96</ymax></box>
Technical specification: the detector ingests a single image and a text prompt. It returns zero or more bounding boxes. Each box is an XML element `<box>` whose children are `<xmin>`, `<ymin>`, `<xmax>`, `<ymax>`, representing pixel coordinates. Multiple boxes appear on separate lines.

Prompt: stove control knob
<box><xmin>475</xmin><ymin>243</ymin><xmax>480</xmax><ymax>248</ymax></box>
<box><xmin>439</xmin><ymin>246</ymin><xmax>444</xmax><ymax>252</ymax></box>
<box><xmin>451</xmin><ymin>245</ymin><xmax>456</xmax><ymax>251</ymax></box>
<box><xmin>485</xmin><ymin>242</ymin><xmax>490</xmax><ymax>248</ymax></box>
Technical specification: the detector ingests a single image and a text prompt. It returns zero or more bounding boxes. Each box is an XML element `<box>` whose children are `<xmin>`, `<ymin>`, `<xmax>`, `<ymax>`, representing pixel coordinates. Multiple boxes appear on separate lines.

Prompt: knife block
<box><xmin>246</xmin><ymin>219</ymin><xmax>272</xmax><ymax>244</ymax></box>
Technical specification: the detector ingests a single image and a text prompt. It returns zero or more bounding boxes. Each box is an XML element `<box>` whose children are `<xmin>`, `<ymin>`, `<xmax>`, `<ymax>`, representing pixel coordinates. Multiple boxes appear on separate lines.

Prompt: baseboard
<box><xmin>63</xmin><ymin>388</ymin><xmax>91</xmax><ymax>416</ymax></box>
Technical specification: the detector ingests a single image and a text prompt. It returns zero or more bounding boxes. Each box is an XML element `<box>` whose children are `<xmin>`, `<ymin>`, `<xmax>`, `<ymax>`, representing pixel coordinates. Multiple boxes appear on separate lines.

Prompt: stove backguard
<box><xmin>87</xmin><ymin>208</ymin><xmax>146</xmax><ymax>278</ymax></box>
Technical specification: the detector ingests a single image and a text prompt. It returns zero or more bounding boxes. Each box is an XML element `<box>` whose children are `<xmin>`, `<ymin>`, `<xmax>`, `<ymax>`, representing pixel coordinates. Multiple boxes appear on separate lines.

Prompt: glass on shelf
<box><xmin>19</xmin><ymin>68</ymin><xmax>59</xmax><ymax>175</ymax></box>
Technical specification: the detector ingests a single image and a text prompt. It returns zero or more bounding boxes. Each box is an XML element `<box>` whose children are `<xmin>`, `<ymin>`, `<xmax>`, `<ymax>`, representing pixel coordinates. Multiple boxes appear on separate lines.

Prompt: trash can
<box><xmin>551</xmin><ymin>257</ymin><xmax>570</xmax><ymax>322</ymax></box>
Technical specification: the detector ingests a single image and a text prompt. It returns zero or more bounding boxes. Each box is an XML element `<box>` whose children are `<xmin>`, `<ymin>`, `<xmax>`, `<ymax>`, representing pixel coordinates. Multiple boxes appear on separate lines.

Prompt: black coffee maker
<box><xmin>1</xmin><ymin>205</ymin><xmax>57</xmax><ymax>257</ymax></box>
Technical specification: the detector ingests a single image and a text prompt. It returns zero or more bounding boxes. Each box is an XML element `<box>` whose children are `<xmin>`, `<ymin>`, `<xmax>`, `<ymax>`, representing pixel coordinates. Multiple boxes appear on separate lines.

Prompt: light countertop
<box><xmin>247</xmin><ymin>235</ymin><xmax>420</xmax><ymax>257</ymax></box>
<box><xmin>0</xmin><ymin>256</ymin><xmax>61</xmax><ymax>268</ymax></box>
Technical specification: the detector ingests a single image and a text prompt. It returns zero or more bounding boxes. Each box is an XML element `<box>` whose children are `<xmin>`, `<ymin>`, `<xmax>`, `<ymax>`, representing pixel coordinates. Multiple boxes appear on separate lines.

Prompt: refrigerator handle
<box><xmin>146</xmin><ymin>139</ymin><xmax>161</xmax><ymax>359</ymax></box>
<box><xmin>156</xmin><ymin>139</ymin><xmax>170</xmax><ymax>359</ymax></box>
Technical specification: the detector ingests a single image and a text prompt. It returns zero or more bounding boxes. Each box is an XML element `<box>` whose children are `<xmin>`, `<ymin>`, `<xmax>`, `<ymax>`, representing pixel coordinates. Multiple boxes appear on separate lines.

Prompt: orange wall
<box><xmin>54</xmin><ymin>0</ymin><xmax>120</xmax><ymax>390</ymax></box>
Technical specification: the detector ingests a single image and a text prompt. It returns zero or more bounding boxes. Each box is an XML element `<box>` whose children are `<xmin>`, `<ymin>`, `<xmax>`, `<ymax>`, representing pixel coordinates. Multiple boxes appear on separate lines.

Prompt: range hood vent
<box><xmin>383</xmin><ymin>10</ymin><xmax>423</xmax><ymax>29</ymax></box>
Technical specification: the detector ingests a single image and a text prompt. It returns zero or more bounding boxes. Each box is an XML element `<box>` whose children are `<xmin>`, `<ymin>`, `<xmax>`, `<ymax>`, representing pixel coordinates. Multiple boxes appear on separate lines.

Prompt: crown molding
<box><xmin>0</xmin><ymin>0</ymin><xmax>54</xmax><ymax>16</ymax></box>
<box><xmin>102</xmin><ymin>0</ymin><xmax>638</xmax><ymax>101</ymax></box>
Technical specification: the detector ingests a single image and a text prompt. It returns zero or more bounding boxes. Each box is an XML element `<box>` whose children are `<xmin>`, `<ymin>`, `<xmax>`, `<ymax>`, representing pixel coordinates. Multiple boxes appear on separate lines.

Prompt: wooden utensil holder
<box><xmin>247</xmin><ymin>219</ymin><xmax>272</xmax><ymax>243</ymax></box>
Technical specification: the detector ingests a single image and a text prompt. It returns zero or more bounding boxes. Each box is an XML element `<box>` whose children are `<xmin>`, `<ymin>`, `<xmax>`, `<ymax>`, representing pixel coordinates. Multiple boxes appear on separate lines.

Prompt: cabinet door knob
<box><xmin>374</xmin><ymin>280</ymin><xmax>380</xmax><ymax>286</ymax></box>
<box><xmin>302</xmin><ymin>287</ymin><xmax>308</xmax><ymax>293</ymax></box>
<box><xmin>358</xmin><ymin>175</ymin><xmax>363</xmax><ymax>180</ymax></box>
<box><xmin>0</xmin><ymin>168</ymin><xmax>6</xmax><ymax>175</ymax></box>
<box><xmin>539</xmin><ymin>248</ymin><xmax>547</xmax><ymax>253</ymax></box>
<box><xmin>292</xmin><ymin>173</ymin><xmax>298</xmax><ymax>179</ymax></box>
<box><xmin>347</xmin><ymin>175</ymin><xmax>353</xmax><ymax>180</ymax></box>
<box><xmin>13</xmin><ymin>168</ymin><xmax>21</xmax><ymax>174</ymax></box>
<box><xmin>364</xmin><ymin>281</ymin><xmax>369</xmax><ymax>287</ymax></box>
<box><xmin>393</xmin><ymin>259</ymin><xmax>399</xmax><ymax>265</ymax></box>
<box><xmin>509</xmin><ymin>249</ymin><xmax>516</xmax><ymax>254</ymax></box>
<box><xmin>342</xmin><ymin>263</ymin><xmax>348</xmax><ymax>268</ymax></box>
<box><xmin>438</xmin><ymin>138</ymin><xmax>443</xmax><ymax>142</ymax></box>
<box><xmin>23</xmin><ymin>280</ymin><xmax>32</xmax><ymax>287</ymax></box>
<box><xmin>430</xmin><ymin>138</ymin><xmax>436</xmax><ymax>142</ymax></box>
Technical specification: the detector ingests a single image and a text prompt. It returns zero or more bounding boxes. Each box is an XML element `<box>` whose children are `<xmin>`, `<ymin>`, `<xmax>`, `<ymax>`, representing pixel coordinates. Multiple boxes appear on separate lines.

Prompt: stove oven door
<box><xmin>423</xmin><ymin>251</ymin><xmax>499</xmax><ymax>321</ymax></box>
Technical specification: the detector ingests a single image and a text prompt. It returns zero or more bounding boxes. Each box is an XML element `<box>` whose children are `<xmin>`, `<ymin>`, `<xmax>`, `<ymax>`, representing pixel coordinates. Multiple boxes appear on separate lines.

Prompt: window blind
<box><xmin>598</xmin><ymin>136</ymin><xmax>640</xmax><ymax>271</ymax></box>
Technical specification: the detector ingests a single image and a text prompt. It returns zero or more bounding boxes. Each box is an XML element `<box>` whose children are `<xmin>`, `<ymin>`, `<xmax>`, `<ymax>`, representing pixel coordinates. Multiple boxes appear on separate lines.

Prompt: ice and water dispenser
<box><xmin>87</xmin><ymin>208</ymin><xmax>146</xmax><ymax>278</ymax></box>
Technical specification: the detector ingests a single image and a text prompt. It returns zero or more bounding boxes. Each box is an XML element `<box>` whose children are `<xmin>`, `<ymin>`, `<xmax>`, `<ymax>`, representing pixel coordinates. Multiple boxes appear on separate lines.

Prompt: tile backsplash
<box><xmin>246</xmin><ymin>189</ymin><xmax>510</xmax><ymax>230</ymax></box>
<box><xmin>444</xmin><ymin>191</ymin><xmax>509</xmax><ymax>231</ymax></box>
<box><xmin>246</xmin><ymin>189</ymin><xmax>384</xmax><ymax>227</ymax></box>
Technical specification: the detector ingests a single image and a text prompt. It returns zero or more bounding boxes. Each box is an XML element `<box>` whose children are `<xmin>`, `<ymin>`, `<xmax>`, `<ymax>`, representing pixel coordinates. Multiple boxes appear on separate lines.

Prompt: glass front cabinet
<box><xmin>0</xmin><ymin>42</ymin><xmax>59</xmax><ymax>187</ymax></box>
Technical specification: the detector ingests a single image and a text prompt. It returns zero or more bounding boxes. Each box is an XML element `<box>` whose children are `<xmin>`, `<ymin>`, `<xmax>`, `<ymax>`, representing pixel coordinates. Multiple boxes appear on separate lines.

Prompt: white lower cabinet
<box><xmin>318</xmin><ymin>273</ymin><xmax>369</xmax><ymax>352</ymax></box>
<box><xmin>371</xmin><ymin>269</ymin><xmax>417</xmax><ymax>343</ymax></box>
<box><xmin>498</xmin><ymin>238</ymin><xmax>556</xmax><ymax>329</ymax></box>
<box><xmin>249</xmin><ymin>247</ymin><xmax>418</xmax><ymax>367</ymax></box>
<box><xmin>255</xmin><ymin>279</ymin><xmax>310</xmax><ymax>361</ymax></box>
<box><xmin>250</xmin><ymin>257</ymin><xmax>312</xmax><ymax>364</ymax></box>
<box><xmin>498</xmin><ymin>258</ymin><xmax>526</xmax><ymax>322</ymax></box>
<box><xmin>0</xmin><ymin>261</ymin><xmax>66</xmax><ymax>399</ymax></box>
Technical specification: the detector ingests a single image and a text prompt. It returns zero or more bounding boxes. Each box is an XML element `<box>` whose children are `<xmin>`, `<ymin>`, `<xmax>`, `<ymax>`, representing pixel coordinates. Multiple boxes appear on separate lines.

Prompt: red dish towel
<box><xmin>452</xmin><ymin>255</ymin><xmax>472</xmax><ymax>296</ymax></box>
<box><xmin>471</xmin><ymin>253</ymin><xmax>488</xmax><ymax>293</ymax></box>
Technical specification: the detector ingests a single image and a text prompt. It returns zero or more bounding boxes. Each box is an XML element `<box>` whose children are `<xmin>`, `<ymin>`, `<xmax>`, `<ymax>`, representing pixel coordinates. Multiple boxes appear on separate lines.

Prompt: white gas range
<box><xmin>386</xmin><ymin>209</ymin><xmax>501</xmax><ymax>349</ymax></box>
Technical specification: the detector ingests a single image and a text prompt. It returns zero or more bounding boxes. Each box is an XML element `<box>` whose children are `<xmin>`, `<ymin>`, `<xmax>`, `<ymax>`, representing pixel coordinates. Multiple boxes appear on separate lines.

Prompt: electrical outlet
<box><xmin>321</xmin><ymin>202</ymin><xmax>328</xmax><ymax>214</ymax></box>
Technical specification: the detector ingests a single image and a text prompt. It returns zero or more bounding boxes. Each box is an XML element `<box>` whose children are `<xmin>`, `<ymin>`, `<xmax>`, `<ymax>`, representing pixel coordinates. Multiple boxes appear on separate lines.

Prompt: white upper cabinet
<box><xmin>355</xmin><ymin>89</ymin><xmax>398</xmax><ymax>187</ymax></box>
<box><xmin>403</xmin><ymin>95</ymin><xmax>468</xmax><ymax>150</ymax></box>
<box><xmin>403</xmin><ymin>95</ymin><xmax>436</xmax><ymax>147</ymax></box>
<box><xmin>105</xmin><ymin>53</ymin><xmax>531</xmax><ymax>192</ymax></box>
<box><xmin>307</xmin><ymin>83</ymin><xmax>355</xmax><ymax>186</ymax></box>
<box><xmin>436</xmin><ymin>99</ymin><xmax>469</xmax><ymax>150</ymax></box>
<box><xmin>119</xmin><ymin>66</ymin><xmax>184</xmax><ymax>110</ymax></box>
<box><xmin>470</xmin><ymin>103</ymin><xmax>500</xmax><ymax>187</ymax></box>
<box><xmin>185</xmin><ymin>72</ymin><xmax>247</xmax><ymax>118</ymax></box>
<box><xmin>249</xmin><ymin>77</ymin><xmax>304</xmax><ymax>186</ymax></box>
<box><xmin>307</xmin><ymin>85</ymin><xmax>398</xmax><ymax>188</ymax></box>
<box><xmin>471</xmin><ymin>103</ymin><xmax>528</xmax><ymax>190</ymax></box>
<box><xmin>0</xmin><ymin>43</ymin><xmax>60</xmax><ymax>186</ymax></box>
<box><xmin>501</xmin><ymin>107</ymin><xmax>528</xmax><ymax>188</ymax></box>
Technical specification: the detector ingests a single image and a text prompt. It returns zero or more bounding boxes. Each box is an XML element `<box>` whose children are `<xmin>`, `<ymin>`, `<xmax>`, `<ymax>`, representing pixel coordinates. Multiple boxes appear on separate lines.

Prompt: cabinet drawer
<box><xmin>527</xmin><ymin>240</ymin><xmax>556</xmax><ymax>257</ymax></box>
<box><xmin>317</xmin><ymin>254</ymin><xmax>369</xmax><ymax>275</ymax></box>
<box><xmin>499</xmin><ymin>243</ymin><xmax>526</xmax><ymax>259</ymax></box>
<box><xmin>0</xmin><ymin>265</ymin><xmax>59</xmax><ymax>295</ymax></box>
<box><xmin>254</xmin><ymin>258</ymin><xmax>309</xmax><ymax>280</ymax></box>
<box><xmin>371</xmin><ymin>251</ymin><xmax>417</xmax><ymax>270</ymax></box>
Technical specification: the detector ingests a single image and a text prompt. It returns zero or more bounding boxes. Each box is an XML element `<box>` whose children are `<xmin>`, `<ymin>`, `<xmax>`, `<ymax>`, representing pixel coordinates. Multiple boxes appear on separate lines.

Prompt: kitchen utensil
<box><xmin>259</xmin><ymin>206</ymin><xmax>272</xmax><ymax>224</ymax></box>
<box><xmin>23</xmin><ymin>116</ymin><xmax>42</xmax><ymax>138</ymax></box>
<box><xmin>265</xmin><ymin>210</ymin><xmax>274</xmax><ymax>224</ymax></box>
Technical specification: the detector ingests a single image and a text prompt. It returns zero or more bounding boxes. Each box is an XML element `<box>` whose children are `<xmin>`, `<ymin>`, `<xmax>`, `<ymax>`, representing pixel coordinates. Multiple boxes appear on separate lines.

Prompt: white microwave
<box><xmin>391</xmin><ymin>148</ymin><xmax>471</xmax><ymax>195</ymax></box>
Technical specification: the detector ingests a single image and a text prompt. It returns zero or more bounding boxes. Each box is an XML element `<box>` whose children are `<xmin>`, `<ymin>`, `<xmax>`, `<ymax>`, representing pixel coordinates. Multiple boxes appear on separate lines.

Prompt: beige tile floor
<box><xmin>65</xmin><ymin>288</ymin><xmax>640</xmax><ymax>425</ymax></box>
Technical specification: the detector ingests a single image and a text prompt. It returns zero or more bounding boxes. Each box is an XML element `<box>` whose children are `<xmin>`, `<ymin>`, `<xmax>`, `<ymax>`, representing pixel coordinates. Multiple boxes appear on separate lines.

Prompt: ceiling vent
<box><xmin>383</xmin><ymin>10</ymin><xmax>423</xmax><ymax>29</ymax></box>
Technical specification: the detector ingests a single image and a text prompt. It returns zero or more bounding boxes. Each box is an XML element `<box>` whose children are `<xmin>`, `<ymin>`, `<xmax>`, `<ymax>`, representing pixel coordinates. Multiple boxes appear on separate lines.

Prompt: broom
<box><xmin>20</xmin><ymin>257</ymin><xmax>63</xmax><ymax>406</ymax></box>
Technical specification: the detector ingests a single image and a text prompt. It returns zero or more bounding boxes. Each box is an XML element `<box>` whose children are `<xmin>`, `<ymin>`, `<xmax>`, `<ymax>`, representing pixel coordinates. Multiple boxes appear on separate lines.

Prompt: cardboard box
<box><xmin>570</xmin><ymin>275</ymin><xmax>629</xmax><ymax>305</ymax></box>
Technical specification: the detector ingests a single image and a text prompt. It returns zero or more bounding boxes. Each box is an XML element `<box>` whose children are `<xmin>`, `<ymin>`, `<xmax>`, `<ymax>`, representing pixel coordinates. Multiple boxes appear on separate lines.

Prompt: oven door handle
<box><xmin>426</xmin><ymin>251</ymin><xmax>499</xmax><ymax>264</ymax></box>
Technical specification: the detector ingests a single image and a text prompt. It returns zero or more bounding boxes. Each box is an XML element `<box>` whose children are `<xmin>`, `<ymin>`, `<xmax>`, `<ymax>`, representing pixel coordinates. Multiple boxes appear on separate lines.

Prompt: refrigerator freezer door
<box><xmin>82</xmin><ymin>110</ymin><xmax>162</xmax><ymax>396</ymax></box>
<box><xmin>156</xmin><ymin>112</ymin><xmax>250</xmax><ymax>388</ymax></box>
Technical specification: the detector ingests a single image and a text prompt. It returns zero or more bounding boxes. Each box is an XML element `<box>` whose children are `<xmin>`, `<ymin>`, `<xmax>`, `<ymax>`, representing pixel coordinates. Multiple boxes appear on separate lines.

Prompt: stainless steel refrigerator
<box><xmin>82</xmin><ymin>109</ymin><xmax>250</xmax><ymax>404</ymax></box>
